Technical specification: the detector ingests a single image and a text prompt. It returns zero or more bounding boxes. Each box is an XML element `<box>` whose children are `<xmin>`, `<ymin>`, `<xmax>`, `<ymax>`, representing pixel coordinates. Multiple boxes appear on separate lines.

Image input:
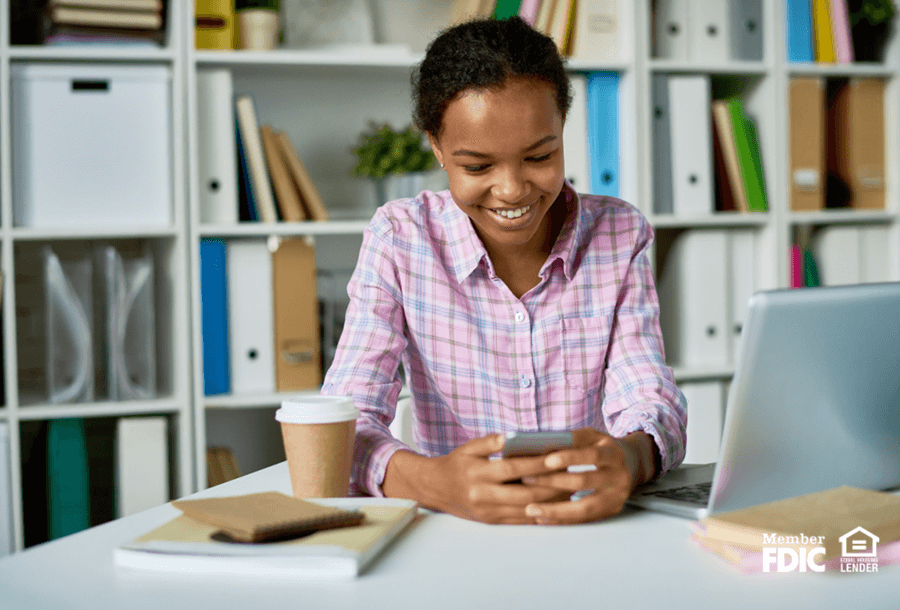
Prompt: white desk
<box><xmin>1</xmin><ymin>462</ymin><xmax>897</xmax><ymax>610</ymax></box>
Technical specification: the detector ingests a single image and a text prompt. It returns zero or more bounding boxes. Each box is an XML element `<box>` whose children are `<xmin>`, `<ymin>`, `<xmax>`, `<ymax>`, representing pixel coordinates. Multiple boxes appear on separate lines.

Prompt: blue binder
<box><xmin>586</xmin><ymin>72</ymin><xmax>620</xmax><ymax>197</ymax></box>
<box><xmin>47</xmin><ymin>418</ymin><xmax>90</xmax><ymax>540</ymax></box>
<box><xmin>785</xmin><ymin>0</ymin><xmax>814</xmax><ymax>62</ymax></box>
<box><xmin>200</xmin><ymin>239</ymin><xmax>231</xmax><ymax>395</ymax></box>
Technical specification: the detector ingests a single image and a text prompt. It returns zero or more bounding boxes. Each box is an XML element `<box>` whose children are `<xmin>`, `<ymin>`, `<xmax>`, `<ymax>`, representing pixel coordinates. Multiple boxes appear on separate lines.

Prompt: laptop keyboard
<box><xmin>640</xmin><ymin>482</ymin><xmax>712</xmax><ymax>505</ymax></box>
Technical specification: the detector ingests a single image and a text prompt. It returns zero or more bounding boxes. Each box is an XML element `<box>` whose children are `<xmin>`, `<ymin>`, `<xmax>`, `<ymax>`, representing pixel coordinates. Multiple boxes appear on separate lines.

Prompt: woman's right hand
<box><xmin>383</xmin><ymin>434</ymin><xmax>570</xmax><ymax>524</ymax></box>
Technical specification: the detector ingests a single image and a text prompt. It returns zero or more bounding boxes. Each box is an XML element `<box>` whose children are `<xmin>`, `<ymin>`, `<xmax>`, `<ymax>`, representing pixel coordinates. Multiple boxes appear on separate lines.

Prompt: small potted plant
<box><xmin>353</xmin><ymin>122</ymin><xmax>438</xmax><ymax>205</ymax></box>
<box><xmin>235</xmin><ymin>0</ymin><xmax>281</xmax><ymax>50</ymax></box>
<box><xmin>848</xmin><ymin>0</ymin><xmax>896</xmax><ymax>62</ymax></box>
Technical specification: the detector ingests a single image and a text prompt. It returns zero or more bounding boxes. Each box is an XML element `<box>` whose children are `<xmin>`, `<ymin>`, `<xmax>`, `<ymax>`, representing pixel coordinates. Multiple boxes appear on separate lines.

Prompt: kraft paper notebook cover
<box><xmin>711</xmin><ymin>100</ymin><xmax>748</xmax><ymax>213</ymax></box>
<box><xmin>235</xmin><ymin>95</ymin><xmax>278</xmax><ymax>223</ymax></box>
<box><xmin>260</xmin><ymin>126</ymin><xmax>306</xmax><ymax>222</ymax></box>
<box><xmin>276</xmin><ymin>132</ymin><xmax>329</xmax><ymax>221</ymax></box>
<box><xmin>788</xmin><ymin>77</ymin><xmax>825</xmax><ymax>211</ymax></box>
<box><xmin>115</xmin><ymin>497</ymin><xmax>419</xmax><ymax>578</ymax></box>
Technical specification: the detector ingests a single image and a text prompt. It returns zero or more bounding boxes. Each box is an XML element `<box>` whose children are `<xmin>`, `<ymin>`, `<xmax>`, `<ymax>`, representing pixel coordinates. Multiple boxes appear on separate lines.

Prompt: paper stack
<box><xmin>691</xmin><ymin>486</ymin><xmax>900</xmax><ymax>573</ymax></box>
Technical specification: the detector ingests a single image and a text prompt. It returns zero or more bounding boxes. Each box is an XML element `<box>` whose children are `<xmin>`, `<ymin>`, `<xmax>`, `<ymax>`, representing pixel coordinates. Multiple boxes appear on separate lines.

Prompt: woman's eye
<box><xmin>527</xmin><ymin>153</ymin><xmax>552</xmax><ymax>163</ymax></box>
<box><xmin>463</xmin><ymin>164</ymin><xmax>490</xmax><ymax>173</ymax></box>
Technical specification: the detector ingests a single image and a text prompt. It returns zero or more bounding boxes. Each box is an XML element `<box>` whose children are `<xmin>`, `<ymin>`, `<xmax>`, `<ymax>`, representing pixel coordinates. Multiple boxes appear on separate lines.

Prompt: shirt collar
<box><xmin>441</xmin><ymin>181</ymin><xmax>584</xmax><ymax>284</ymax></box>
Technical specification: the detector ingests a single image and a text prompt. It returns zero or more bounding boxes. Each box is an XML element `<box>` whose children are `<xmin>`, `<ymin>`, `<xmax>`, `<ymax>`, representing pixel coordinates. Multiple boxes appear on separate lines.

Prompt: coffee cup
<box><xmin>276</xmin><ymin>395</ymin><xmax>359</xmax><ymax>498</ymax></box>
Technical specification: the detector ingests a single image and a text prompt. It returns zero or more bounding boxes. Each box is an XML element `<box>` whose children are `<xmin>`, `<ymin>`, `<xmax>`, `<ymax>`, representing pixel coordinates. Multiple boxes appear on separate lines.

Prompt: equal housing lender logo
<box><xmin>762</xmin><ymin>527</ymin><xmax>880</xmax><ymax>573</ymax></box>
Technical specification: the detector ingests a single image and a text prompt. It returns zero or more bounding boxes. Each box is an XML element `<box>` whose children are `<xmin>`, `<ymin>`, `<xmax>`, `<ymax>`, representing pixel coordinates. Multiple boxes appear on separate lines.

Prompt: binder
<box><xmin>827</xmin><ymin>78</ymin><xmax>885</xmax><ymax>210</ymax></box>
<box><xmin>657</xmin><ymin>229</ymin><xmax>729</xmax><ymax>367</ymax></box>
<box><xmin>681</xmin><ymin>381</ymin><xmax>725</xmax><ymax>464</ymax></box>
<box><xmin>690</xmin><ymin>0</ymin><xmax>730</xmax><ymax>62</ymax></box>
<box><xmin>116</xmin><ymin>416</ymin><xmax>169</xmax><ymax>518</ymax></box>
<box><xmin>829</xmin><ymin>0</ymin><xmax>854</xmax><ymax>63</ymax></box>
<box><xmin>789</xmin><ymin>77</ymin><xmax>825</xmax><ymax>212</ymax></box>
<box><xmin>668</xmin><ymin>75</ymin><xmax>714</xmax><ymax>216</ymax></box>
<box><xmin>492</xmin><ymin>0</ymin><xmax>521</xmax><ymax>19</ymax></box>
<box><xmin>517</xmin><ymin>0</ymin><xmax>540</xmax><ymax>25</ymax></box>
<box><xmin>728</xmin><ymin>230</ymin><xmax>756</xmax><ymax>364</ymax></box>
<box><xmin>535</xmin><ymin>0</ymin><xmax>558</xmax><ymax>34</ymax></box>
<box><xmin>44</xmin><ymin>247</ymin><xmax>94</xmax><ymax>404</ymax></box>
<box><xmin>549</xmin><ymin>0</ymin><xmax>577</xmax><ymax>54</ymax></box>
<box><xmin>0</xmin><ymin>422</ymin><xmax>12</xmax><ymax>556</ymax></box>
<box><xmin>272</xmin><ymin>238</ymin><xmax>322</xmax><ymax>391</ymax></box>
<box><xmin>586</xmin><ymin>71</ymin><xmax>619</xmax><ymax>197</ymax></box>
<box><xmin>789</xmin><ymin>244</ymin><xmax>804</xmax><ymax>288</ymax></box>
<box><xmin>197</xmin><ymin>68</ymin><xmax>239</xmax><ymax>224</ymax></box>
<box><xmin>227</xmin><ymin>239</ymin><xmax>276</xmax><ymax>394</ymax></box>
<box><xmin>727</xmin><ymin>99</ymin><xmax>768</xmax><ymax>212</ymax></box>
<box><xmin>199</xmin><ymin>239</ymin><xmax>230</xmax><ymax>396</ymax></box>
<box><xmin>811</xmin><ymin>0</ymin><xmax>836</xmax><ymax>62</ymax></box>
<box><xmin>84</xmin><ymin>417</ymin><xmax>117</xmax><ymax>528</ymax></box>
<box><xmin>711</xmin><ymin>100</ymin><xmax>748</xmax><ymax>212</ymax></box>
<box><xmin>653</xmin><ymin>0</ymin><xmax>689</xmax><ymax>60</ymax></box>
<box><xmin>562</xmin><ymin>73</ymin><xmax>590</xmax><ymax>193</ymax></box>
<box><xmin>102</xmin><ymin>246</ymin><xmax>156</xmax><ymax>401</ymax></box>
<box><xmin>195</xmin><ymin>0</ymin><xmax>235</xmax><ymax>50</ymax></box>
<box><xmin>47</xmin><ymin>418</ymin><xmax>90</xmax><ymax>540</ymax></box>
<box><xmin>260</xmin><ymin>126</ymin><xmax>306</xmax><ymax>222</ymax></box>
<box><xmin>235</xmin><ymin>95</ymin><xmax>278</xmax><ymax>223</ymax></box>
<box><xmin>785</xmin><ymin>0</ymin><xmax>814</xmax><ymax>62</ymax></box>
<box><xmin>651</xmin><ymin>74</ymin><xmax>674</xmax><ymax>214</ymax></box>
<box><xmin>570</xmin><ymin>0</ymin><xmax>619</xmax><ymax>62</ymax></box>
<box><xmin>730</xmin><ymin>0</ymin><xmax>763</xmax><ymax>61</ymax></box>
<box><xmin>812</xmin><ymin>225</ymin><xmax>891</xmax><ymax>285</ymax></box>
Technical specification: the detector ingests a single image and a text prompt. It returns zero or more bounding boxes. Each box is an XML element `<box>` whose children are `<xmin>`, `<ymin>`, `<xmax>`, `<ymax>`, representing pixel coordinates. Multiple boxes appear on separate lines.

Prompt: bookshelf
<box><xmin>0</xmin><ymin>0</ymin><xmax>898</xmax><ymax>553</ymax></box>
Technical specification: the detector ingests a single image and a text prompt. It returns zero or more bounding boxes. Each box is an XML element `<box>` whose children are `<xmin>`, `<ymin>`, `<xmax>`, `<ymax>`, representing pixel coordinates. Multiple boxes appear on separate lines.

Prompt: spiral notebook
<box><xmin>114</xmin><ymin>495</ymin><xmax>419</xmax><ymax>578</ymax></box>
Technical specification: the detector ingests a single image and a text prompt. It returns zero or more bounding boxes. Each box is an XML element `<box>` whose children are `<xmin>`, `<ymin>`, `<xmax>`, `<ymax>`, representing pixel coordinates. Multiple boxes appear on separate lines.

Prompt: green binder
<box><xmin>47</xmin><ymin>418</ymin><xmax>90</xmax><ymax>540</ymax></box>
<box><xmin>493</xmin><ymin>0</ymin><xmax>522</xmax><ymax>19</ymax></box>
<box><xmin>727</xmin><ymin>99</ymin><xmax>769</xmax><ymax>212</ymax></box>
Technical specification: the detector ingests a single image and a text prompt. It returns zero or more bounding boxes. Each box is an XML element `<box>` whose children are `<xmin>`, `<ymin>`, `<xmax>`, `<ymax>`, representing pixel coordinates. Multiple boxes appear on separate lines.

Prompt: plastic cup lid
<box><xmin>275</xmin><ymin>395</ymin><xmax>359</xmax><ymax>424</ymax></box>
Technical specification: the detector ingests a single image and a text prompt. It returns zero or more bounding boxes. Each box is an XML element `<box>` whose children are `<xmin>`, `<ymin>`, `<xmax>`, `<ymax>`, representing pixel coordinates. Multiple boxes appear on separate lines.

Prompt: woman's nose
<box><xmin>491</xmin><ymin>165</ymin><xmax>528</xmax><ymax>203</ymax></box>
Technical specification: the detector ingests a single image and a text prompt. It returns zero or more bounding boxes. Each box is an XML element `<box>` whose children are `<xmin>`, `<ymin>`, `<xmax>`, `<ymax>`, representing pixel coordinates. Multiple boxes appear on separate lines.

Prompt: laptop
<box><xmin>627</xmin><ymin>282</ymin><xmax>900</xmax><ymax>519</ymax></box>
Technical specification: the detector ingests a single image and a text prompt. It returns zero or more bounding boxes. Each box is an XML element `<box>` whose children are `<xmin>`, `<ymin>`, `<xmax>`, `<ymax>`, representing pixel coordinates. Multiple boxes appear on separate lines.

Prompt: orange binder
<box><xmin>789</xmin><ymin>77</ymin><xmax>825</xmax><ymax>212</ymax></box>
<box><xmin>272</xmin><ymin>238</ymin><xmax>321</xmax><ymax>391</ymax></box>
<box><xmin>827</xmin><ymin>78</ymin><xmax>885</xmax><ymax>210</ymax></box>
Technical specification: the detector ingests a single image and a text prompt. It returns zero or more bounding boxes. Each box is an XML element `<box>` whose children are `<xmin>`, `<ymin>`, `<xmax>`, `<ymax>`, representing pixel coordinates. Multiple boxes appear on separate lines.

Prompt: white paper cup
<box><xmin>276</xmin><ymin>396</ymin><xmax>359</xmax><ymax>498</ymax></box>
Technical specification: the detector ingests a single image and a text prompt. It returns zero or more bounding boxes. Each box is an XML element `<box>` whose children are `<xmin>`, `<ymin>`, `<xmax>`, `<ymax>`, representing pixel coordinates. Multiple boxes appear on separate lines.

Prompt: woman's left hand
<box><xmin>518</xmin><ymin>428</ymin><xmax>654</xmax><ymax>525</ymax></box>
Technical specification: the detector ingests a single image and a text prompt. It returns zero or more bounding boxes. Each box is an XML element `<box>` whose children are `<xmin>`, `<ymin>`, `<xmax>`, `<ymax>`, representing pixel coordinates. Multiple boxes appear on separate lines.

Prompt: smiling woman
<box><xmin>321</xmin><ymin>16</ymin><xmax>687</xmax><ymax>526</ymax></box>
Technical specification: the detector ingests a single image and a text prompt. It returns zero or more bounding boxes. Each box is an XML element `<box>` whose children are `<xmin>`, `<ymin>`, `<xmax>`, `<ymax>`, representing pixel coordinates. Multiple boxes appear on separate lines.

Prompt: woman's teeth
<box><xmin>493</xmin><ymin>205</ymin><xmax>531</xmax><ymax>219</ymax></box>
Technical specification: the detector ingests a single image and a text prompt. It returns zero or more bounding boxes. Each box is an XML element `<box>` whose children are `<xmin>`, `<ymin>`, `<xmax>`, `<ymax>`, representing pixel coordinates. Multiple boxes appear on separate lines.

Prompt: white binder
<box><xmin>812</xmin><ymin>225</ymin><xmax>891</xmax><ymax>286</ymax></box>
<box><xmin>667</xmin><ymin>75</ymin><xmax>714</xmax><ymax>216</ymax></box>
<box><xmin>197</xmin><ymin>68</ymin><xmax>239</xmax><ymax>225</ymax></box>
<box><xmin>657</xmin><ymin>229</ymin><xmax>729</xmax><ymax>367</ymax></box>
<box><xmin>727</xmin><ymin>230</ymin><xmax>757</xmax><ymax>365</ymax></box>
<box><xmin>653</xmin><ymin>0</ymin><xmax>689</xmax><ymax>60</ymax></box>
<box><xmin>227</xmin><ymin>239</ymin><xmax>276</xmax><ymax>394</ymax></box>
<box><xmin>116</xmin><ymin>417</ymin><xmax>169</xmax><ymax>518</ymax></box>
<box><xmin>44</xmin><ymin>247</ymin><xmax>94</xmax><ymax>404</ymax></box>
<box><xmin>690</xmin><ymin>0</ymin><xmax>731</xmax><ymax>61</ymax></box>
<box><xmin>102</xmin><ymin>246</ymin><xmax>157</xmax><ymax>401</ymax></box>
<box><xmin>570</xmin><ymin>0</ymin><xmax>619</xmax><ymax>61</ymax></box>
<box><xmin>681</xmin><ymin>380</ymin><xmax>725</xmax><ymax>464</ymax></box>
<box><xmin>0</xmin><ymin>422</ymin><xmax>12</xmax><ymax>557</ymax></box>
<box><xmin>563</xmin><ymin>73</ymin><xmax>590</xmax><ymax>193</ymax></box>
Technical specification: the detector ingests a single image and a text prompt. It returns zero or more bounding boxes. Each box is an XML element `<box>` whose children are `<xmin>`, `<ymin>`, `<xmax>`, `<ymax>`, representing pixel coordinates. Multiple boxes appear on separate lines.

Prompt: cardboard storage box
<box><xmin>12</xmin><ymin>64</ymin><xmax>172</xmax><ymax>228</ymax></box>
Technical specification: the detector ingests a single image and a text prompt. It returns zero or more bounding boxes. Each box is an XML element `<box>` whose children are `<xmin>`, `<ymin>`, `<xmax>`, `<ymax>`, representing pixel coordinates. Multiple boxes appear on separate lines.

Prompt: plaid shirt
<box><xmin>323</xmin><ymin>184</ymin><xmax>686</xmax><ymax>496</ymax></box>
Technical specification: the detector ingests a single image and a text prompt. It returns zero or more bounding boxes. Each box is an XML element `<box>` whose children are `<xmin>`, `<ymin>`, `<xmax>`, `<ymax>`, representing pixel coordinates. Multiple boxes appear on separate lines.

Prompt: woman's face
<box><xmin>428</xmin><ymin>78</ymin><xmax>566</xmax><ymax>255</ymax></box>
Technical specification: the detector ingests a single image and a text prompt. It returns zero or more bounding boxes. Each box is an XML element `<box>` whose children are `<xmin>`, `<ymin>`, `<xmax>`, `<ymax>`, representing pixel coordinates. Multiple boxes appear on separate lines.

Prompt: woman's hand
<box><xmin>383</xmin><ymin>433</ymin><xmax>571</xmax><ymax>524</ymax></box>
<box><xmin>517</xmin><ymin>428</ymin><xmax>659</xmax><ymax>525</ymax></box>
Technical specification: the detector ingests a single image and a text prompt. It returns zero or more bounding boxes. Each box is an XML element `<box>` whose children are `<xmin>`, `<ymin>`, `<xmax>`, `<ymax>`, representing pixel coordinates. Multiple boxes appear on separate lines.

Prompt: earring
<box><xmin>440</xmin><ymin>163</ymin><xmax>445</xmax><ymax>169</ymax></box>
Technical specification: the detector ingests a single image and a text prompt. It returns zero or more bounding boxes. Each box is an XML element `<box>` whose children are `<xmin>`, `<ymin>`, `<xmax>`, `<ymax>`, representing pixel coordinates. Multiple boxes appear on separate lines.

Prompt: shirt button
<box><xmin>519</xmin><ymin>375</ymin><xmax>531</xmax><ymax>388</ymax></box>
<box><xmin>514</xmin><ymin>311</ymin><xmax>525</xmax><ymax>323</ymax></box>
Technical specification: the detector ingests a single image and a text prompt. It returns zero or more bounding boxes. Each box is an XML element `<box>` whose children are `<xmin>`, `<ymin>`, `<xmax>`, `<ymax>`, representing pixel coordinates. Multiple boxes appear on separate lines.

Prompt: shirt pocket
<box><xmin>559</xmin><ymin>317</ymin><xmax>611</xmax><ymax>395</ymax></box>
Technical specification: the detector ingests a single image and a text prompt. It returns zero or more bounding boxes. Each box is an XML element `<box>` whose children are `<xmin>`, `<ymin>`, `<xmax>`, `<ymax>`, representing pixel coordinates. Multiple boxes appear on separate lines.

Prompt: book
<box><xmin>114</xmin><ymin>497</ymin><xmax>420</xmax><ymax>578</ymax></box>
<box><xmin>726</xmin><ymin>99</ymin><xmax>768</xmax><ymax>212</ymax></box>
<box><xmin>47</xmin><ymin>418</ymin><xmax>91</xmax><ymax>540</ymax></box>
<box><xmin>171</xmin><ymin>492</ymin><xmax>365</xmax><ymax>543</ymax></box>
<box><xmin>206</xmin><ymin>447</ymin><xmax>242</xmax><ymax>487</ymax></box>
<box><xmin>829</xmin><ymin>0</ymin><xmax>854</xmax><ymax>62</ymax></box>
<box><xmin>492</xmin><ymin>0</ymin><xmax>521</xmax><ymax>19</ymax></box>
<box><xmin>50</xmin><ymin>0</ymin><xmax>162</xmax><ymax>9</ymax></box>
<box><xmin>711</xmin><ymin>100</ymin><xmax>748</xmax><ymax>212</ymax></box>
<box><xmin>785</xmin><ymin>0</ymin><xmax>814</xmax><ymax>62</ymax></box>
<box><xmin>811</xmin><ymin>0</ymin><xmax>836</xmax><ymax>62</ymax></box>
<box><xmin>517</xmin><ymin>0</ymin><xmax>540</xmax><ymax>25</ymax></box>
<box><xmin>276</xmin><ymin>132</ymin><xmax>329</xmax><ymax>221</ymax></box>
<box><xmin>235</xmin><ymin>95</ymin><xmax>279</xmax><ymax>223</ymax></box>
<box><xmin>260</xmin><ymin>126</ymin><xmax>307</xmax><ymax>222</ymax></box>
<box><xmin>46</xmin><ymin>6</ymin><xmax>163</xmax><ymax>30</ymax></box>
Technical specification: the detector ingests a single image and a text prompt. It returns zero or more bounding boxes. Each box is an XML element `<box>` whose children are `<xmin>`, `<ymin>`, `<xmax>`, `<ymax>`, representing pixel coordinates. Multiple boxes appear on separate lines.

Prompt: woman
<box><xmin>322</xmin><ymin>16</ymin><xmax>686</xmax><ymax>525</ymax></box>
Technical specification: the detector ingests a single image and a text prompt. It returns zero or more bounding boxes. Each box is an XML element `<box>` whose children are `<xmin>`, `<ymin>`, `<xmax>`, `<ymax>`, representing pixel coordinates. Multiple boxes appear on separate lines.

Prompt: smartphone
<box><xmin>500</xmin><ymin>431</ymin><xmax>574</xmax><ymax>458</ymax></box>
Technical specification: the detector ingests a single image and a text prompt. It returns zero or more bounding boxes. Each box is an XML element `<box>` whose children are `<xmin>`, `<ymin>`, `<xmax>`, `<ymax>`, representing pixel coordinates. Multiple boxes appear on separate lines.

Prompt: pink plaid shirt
<box><xmin>322</xmin><ymin>184</ymin><xmax>687</xmax><ymax>496</ymax></box>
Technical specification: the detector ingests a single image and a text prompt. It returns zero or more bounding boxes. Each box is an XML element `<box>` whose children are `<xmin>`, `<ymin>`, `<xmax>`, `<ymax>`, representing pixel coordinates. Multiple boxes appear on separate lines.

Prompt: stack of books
<box><xmin>690</xmin><ymin>486</ymin><xmax>900</xmax><ymax>573</ymax></box>
<box><xmin>42</xmin><ymin>0</ymin><xmax>167</xmax><ymax>46</ymax></box>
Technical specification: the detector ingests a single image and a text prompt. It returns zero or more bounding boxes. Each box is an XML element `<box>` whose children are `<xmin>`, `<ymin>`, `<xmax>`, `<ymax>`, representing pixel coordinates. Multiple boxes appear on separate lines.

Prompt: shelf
<box><xmin>13</xmin><ymin>398</ymin><xmax>184</xmax><ymax>421</ymax></box>
<box><xmin>648</xmin><ymin>60</ymin><xmax>768</xmax><ymax>75</ymax></box>
<box><xmin>648</xmin><ymin>213</ymin><xmax>770</xmax><ymax>228</ymax></box>
<box><xmin>8</xmin><ymin>45</ymin><xmax>176</xmax><ymax>63</ymax></box>
<box><xmin>198</xmin><ymin>220</ymin><xmax>370</xmax><ymax>238</ymax></box>
<box><xmin>784</xmin><ymin>62</ymin><xmax>896</xmax><ymax>77</ymax></box>
<box><xmin>194</xmin><ymin>45</ymin><xmax>422</xmax><ymax>70</ymax></box>
<box><xmin>789</xmin><ymin>210</ymin><xmax>896</xmax><ymax>225</ymax></box>
<box><xmin>671</xmin><ymin>365</ymin><xmax>735</xmax><ymax>382</ymax></box>
<box><xmin>11</xmin><ymin>225</ymin><xmax>179</xmax><ymax>241</ymax></box>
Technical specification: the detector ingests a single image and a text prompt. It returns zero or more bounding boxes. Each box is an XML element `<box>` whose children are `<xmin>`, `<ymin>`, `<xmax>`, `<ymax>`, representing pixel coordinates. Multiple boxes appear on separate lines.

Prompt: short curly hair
<box><xmin>412</xmin><ymin>16</ymin><xmax>572</xmax><ymax>137</ymax></box>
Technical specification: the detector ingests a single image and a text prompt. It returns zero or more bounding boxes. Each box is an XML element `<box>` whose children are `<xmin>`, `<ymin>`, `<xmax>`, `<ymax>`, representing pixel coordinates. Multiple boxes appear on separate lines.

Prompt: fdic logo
<box><xmin>762</xmin><ymin>527</ymin><xmax>880</xmax><ymax>573</ymax></box>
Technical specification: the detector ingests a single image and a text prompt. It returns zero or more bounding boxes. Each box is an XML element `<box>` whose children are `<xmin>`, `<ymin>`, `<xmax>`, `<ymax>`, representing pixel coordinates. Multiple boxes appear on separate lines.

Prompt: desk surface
<box><xmin>1</xmin><ymin>462</ymin><xmax>897</xmax><ymax>610</ymax></box>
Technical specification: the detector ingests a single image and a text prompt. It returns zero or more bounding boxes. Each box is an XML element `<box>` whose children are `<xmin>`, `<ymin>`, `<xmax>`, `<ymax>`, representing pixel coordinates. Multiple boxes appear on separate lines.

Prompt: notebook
<box><xmin>628</xmin><ymin>282</ymin><xmax>900</xmax><ymax>519</ymax></box>
<box><xmin>115</xmin><ymin>496</ymin><xmax>419</xmax><ymax>577</ymax></box>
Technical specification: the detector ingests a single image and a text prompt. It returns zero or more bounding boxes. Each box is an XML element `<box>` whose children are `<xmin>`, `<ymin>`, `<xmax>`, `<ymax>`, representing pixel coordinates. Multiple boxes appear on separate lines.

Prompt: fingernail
<box><xmin>545</xmin><ymin>455</ymin><xmax>562</xmax><ymax>468</ymax></box>
<box><xmin>526</xmin><ymin>505</ymin><xmax>541</xmax><ymax>517</ymax></box>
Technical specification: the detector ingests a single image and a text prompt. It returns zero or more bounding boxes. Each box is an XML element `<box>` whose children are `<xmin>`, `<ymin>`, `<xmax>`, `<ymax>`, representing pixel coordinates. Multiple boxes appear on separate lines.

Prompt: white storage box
<box><xmin>12</xmin><ymin>64</ymin><xmax>172</xmax><ymax>228</ymax></box>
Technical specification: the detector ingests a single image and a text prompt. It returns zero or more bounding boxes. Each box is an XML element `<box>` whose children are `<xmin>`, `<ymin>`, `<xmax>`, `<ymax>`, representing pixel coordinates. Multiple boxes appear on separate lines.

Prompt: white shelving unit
<box><xmin>1</xmin><ymin>0</ymin><xmax>898</xmax><ymax>553</ymax></box>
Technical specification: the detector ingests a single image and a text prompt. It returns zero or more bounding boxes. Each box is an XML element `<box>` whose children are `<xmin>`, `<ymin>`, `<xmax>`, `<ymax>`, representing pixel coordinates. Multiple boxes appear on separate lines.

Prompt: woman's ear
<box><xmin>427</xmin><ymin>133</ymin><xmax>444</xmax><ymax>168</ymax></box>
